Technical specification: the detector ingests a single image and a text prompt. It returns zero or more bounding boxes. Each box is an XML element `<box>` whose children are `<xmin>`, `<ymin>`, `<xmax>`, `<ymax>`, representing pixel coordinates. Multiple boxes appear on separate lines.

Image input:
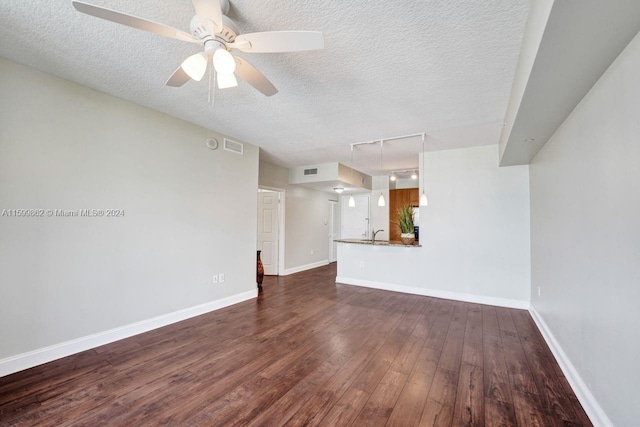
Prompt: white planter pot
<box><xmin>400</xmin><ymin>233</ymin><xmax>415</xmax><ymax>245</ymax></box>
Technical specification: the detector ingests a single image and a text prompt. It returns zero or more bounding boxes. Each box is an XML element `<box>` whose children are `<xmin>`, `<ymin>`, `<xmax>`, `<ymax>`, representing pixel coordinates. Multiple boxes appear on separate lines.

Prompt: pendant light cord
<box><xmin>420</xmin><ymin>133</ymin><xmax>428</xmax><ymax>207</ymax></box>
<box><xmin>378</xmin><ymin>140</ymin><xmax>386</xmax><ymax>207</ymax></box>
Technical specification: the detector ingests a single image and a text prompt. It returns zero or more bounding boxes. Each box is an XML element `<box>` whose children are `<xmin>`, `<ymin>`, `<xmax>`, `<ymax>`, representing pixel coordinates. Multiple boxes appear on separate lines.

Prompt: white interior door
<box><xmin>340</xmin><ymin>194</ymin><xmax>370</xmax><ymax>239</ymax></box>
<box><xmin>257</xmin><ymin>190</ymin><xmax>279</xmax><ymax>275</ymax></box>
<box><xmin>328</xmin><ymin>200</ymin><xmax>339</xmax><ymax>262</ymax></box>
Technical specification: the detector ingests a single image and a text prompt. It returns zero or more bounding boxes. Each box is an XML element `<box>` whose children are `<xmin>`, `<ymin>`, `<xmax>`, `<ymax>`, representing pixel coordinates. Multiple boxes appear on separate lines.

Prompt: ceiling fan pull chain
<box><xmin>208</xmin><ymin>61</ymin><xmax>215</xmax><ymax>106</ymax></box>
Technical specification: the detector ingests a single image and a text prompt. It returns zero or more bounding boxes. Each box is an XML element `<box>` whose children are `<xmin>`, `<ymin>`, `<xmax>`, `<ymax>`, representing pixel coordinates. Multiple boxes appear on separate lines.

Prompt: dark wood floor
<box><xmin>0</xmin><ymin>264</ymin><xmax>591</xmax><ymax>426</ymax></box>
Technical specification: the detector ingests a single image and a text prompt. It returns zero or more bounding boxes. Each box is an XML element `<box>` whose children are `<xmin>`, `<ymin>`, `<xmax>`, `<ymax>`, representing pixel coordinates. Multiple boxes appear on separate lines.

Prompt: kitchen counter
<box><xmin>334</xmin><ymin>239</ymin><xmax>421</xmax><ymax>248</ymax></box>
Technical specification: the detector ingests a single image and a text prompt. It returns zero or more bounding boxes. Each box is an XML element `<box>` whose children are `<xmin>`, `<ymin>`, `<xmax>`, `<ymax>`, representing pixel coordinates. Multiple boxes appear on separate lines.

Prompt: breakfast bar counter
<box><xmin>334</xmin><ymin>238</ymin><xmax>421</xmax><ymax>248</ymax></box>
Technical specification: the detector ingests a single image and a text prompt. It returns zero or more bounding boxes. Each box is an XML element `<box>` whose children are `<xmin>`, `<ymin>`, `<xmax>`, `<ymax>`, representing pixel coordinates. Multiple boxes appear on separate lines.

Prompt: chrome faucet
<box><xmin>372</xmin><ymin>229</ymin><xmax>384</xmax><ymax>243</ymax></box>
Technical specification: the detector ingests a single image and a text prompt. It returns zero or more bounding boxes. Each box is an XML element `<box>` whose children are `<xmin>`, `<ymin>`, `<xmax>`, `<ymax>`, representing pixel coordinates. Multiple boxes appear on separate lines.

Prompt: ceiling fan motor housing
<box><xmin>189</xmin><ymin>15</ymin><xmax>237</xmax><ymax>45</ymax></box>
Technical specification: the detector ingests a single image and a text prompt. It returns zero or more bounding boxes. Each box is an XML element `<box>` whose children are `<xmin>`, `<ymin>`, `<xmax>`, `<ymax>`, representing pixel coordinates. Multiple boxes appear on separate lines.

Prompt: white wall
<box><xmin>259</xmin><ymin>161</ymin><xmax>335</xmax><ymax>272</ymax></box>
<box><xmin>0</xmin><ymin>59</ymin><xmax>258</xmax><ymax>367</ymax></box>
<box><xmin>338</xmin><ymin>145</ymin><xmax>531</xmax><ymax>306</ymax></box>
<box><xmin>529</xmin><ymin>31</ymin><xmax>640</xmax><ymax>427</ymax></box>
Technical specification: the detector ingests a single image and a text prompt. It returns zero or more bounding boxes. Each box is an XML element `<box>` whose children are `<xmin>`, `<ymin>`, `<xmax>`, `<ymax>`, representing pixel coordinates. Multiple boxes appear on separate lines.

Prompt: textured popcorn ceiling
<box><xmin>0</xmin><ymin>0</ymin><xmax>529</xmax><ymax>175</ymax></box>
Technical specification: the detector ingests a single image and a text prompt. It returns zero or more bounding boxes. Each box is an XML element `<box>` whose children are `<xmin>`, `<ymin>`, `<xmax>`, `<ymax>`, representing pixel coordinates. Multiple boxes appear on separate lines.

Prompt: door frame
<box><xmin>258</xmin><ymin>185</ymin><xmax>286</xmax><ymax>276</ymax></box>
<box><xmin>328</xmin><ymin>200</ymin><xmax>339</xmax><ymax>263</ymax></box>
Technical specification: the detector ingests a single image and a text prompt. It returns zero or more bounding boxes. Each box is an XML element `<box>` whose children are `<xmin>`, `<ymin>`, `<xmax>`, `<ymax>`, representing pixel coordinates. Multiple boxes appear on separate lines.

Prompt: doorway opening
<box><xmin>257</xmin><ymin>187</ymin><xmax>285</xmax><ymax>276</ymax></box>
<box><xmin>340</xmin><ymin>194</ymin><xmax>371</xmax><ymax>240</ymax></box>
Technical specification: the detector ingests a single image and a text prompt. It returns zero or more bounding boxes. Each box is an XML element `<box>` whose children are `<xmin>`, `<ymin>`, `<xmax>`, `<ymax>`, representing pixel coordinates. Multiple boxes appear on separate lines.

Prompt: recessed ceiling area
<box><xmin>0</xmin><ymin>0</ymin><xmax>530</xmax><ymax>175</ymax></box>
<box><xmin>499</xmin><ymin>0</ymin><xmax>640</xmax><ymax>166</ymax></box>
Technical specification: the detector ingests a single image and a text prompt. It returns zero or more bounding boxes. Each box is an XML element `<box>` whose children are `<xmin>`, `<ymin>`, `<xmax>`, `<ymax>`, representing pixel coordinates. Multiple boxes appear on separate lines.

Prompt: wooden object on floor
<box><xmin>389</xmin><ymin>188</ymin><xmax>419</xmax><ymax>241</ymax></box>
<box><xmin>0</xmin><ymin>264</ymin><xmax>592</xmax><ymax>426</ymax></box>
<box><xmin>256</xmin><ymin>250</ymin><xmax>264</xmax><ymax>290</ymax></box>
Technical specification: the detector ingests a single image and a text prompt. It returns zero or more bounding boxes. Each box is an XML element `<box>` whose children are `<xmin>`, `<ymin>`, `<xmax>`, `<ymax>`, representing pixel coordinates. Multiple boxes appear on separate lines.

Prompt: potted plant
<box><xmin>396</xmin><ymin>203</ymin><xmax>416</xmax><ymax>245</ymax></box>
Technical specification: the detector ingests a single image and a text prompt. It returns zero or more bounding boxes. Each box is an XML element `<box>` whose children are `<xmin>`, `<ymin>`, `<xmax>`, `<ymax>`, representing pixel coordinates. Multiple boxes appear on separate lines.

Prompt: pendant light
<box><xmin>420</xmin><ymin>133</ymin><xmax>429</xmax><ymax>206</ymax></box>
<box><xmin>378</xmin><ymin>140</ymin><xmax>386</xmax><ymax>207</ymax></box>
<box><xmin>348</xmin><ymin>146</ymin><xmax>356</xmax><ymax>207</ymax></box>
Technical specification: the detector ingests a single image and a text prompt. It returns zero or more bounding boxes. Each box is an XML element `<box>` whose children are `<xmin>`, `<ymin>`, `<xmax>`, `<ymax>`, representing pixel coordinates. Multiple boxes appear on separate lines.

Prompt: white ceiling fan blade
<box><xmin>165</xmin><ymin>66</ymin><xmax>192</xmax><ymax>87</ymax></box>
<box><xmin>72</xmin><ymin>1</ymin><xmax>199</xmax><ymax>44</ymax></box>
<box><xmin>192</xmin><ymin>0</ymin><xmax>224</xmax><ymax>35</ymax></box>
<box><xmin>233</xmin><ymin>31</ymin><xmax>324</xmax><ymax>53</ymax></box>
<box><xmin>234</xmin><ymin>57</ymin><xmax>278</xmax><ymax>96</ymax></box>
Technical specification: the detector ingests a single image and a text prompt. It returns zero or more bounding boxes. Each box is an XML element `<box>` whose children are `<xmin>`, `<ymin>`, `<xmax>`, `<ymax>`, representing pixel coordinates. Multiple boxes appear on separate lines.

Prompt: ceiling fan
<box><xmin>71</xmin><ymin>0</ymin><xmax>325</xmax><ymax>96</ymax></box>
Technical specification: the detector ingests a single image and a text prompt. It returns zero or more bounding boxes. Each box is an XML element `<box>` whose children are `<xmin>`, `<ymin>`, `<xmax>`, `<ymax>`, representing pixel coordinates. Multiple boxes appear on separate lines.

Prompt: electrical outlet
<box><xmin>537</xmin><ymin>286</ymin><xmax>541</xmax><ymax>297</ymax></box>
<box><xmin>213</xmin><ymin>274</ymin><xmax>219</xmax><ymax>284</ymax></box>
<box><xmin>359</xmin><ymin>261</ymin><xmax>365</xmax><ymax>268</ymax></box>
<box><xmin>219</xmin><ymin>273</ymin><xmax>225</xmax><ymax>283</ymax></box>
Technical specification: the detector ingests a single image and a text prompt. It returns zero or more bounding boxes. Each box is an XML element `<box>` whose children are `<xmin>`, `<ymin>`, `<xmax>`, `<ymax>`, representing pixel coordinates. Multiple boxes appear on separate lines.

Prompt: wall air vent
<box><xmin>303</xmin><ymin>168</ymin><xmax>318</xmax><ymax>176</ymax></box>
<box><xmin>223</xmin><ymin>138</ymin><xmax>244</xmax><ymax>155</ymax></box>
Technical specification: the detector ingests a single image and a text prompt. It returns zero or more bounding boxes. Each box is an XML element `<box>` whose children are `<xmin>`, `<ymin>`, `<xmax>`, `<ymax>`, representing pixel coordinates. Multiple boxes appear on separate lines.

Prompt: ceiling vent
<box><xmin>303</xmin><ymin>168</ymin><xmax>318</xmax><ymax>175</ymax></box>
<box><xmin>223</xmin><ymin>138</ymin><xmax>243</xmax><ymax>155</ymax></box>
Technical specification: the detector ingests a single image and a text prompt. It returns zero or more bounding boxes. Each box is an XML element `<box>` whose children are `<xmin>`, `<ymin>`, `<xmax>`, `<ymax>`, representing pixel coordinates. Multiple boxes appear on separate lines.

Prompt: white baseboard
<box><xmin>335</xmin><ymin>276</ymin><xmax>530</xmax><ymax>310</ymax></box>
<box><xmin>0</xmin><ymin>289</ymin><xmax>258</xmax><ymax>378</ymax></box>
<box><xmin>529</xmin><ymin>306</ymin><xmax>611</xmax><ymax>427</ymax></box>
<box><xmin>282</xmin><ymin>260</ymin><xmax>329</xmax><ymax>276</ymax></box>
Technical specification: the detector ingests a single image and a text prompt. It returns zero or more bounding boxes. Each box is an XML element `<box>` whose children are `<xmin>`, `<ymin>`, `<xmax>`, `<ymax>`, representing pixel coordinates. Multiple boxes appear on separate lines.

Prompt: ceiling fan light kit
<box><xmin>212</xmin><ymin>48</ymin><xmax>236</xmax><ymax>74</ymax></box>
<box><xmin>181</xmin><ymin>53</ymin><xmax>208</xmax><ymax>81</ymax></box>
<box><xmin>71</xmin><ymin>0</ymin><xmax>325</xmax><ymax>97</ymax></box>
<box><xmin>217</xmin><ymin>72</ymin><xmax>238</xmax><ymax>89</ymax></box>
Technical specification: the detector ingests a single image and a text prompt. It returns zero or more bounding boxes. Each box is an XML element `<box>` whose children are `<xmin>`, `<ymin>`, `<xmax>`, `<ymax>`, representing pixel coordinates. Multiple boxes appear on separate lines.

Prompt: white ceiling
<box><xmin>1</xmin><ymin>0</ymin><xmax>529</xmax><ymax>176</ymax></box>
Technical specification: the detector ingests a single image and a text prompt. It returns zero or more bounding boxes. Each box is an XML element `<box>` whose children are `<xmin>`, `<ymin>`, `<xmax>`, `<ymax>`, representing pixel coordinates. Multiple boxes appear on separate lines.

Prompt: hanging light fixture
<box><xmin>348</xmin><ymin>146</ymin><xmax>356</xmax><ymax>207</ymax></box>
<box><xmin>378</xmin><ymin>140</ymin><xmax>386</xmax><ymax>207</ymax></box>
<box><xmin>411</xmin><ymin>171</ymin><xmax>418</xmax><ymax>180</ymax></box>
<box><xmin>390</xmin><ymin>173</ymin><xmax>397</xmax><ymax>182</ymax></box>
<box><xmin>334</xmin><ymin>187</ymin><xmax>344</xmax><ymax>193</ymax></box>
<box><xmin>420</xmin><ymin>133</ymin><xmax>428</xmax><ymax>206</ymax></box>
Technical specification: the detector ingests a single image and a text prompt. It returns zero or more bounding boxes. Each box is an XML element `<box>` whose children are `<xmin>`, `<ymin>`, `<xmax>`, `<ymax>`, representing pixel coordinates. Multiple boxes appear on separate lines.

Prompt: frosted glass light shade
<box><xmin>378</xmin><ymin>193</ymin><xmax>385</xmax><ymax>207</ymax></box>
<box><xmin>217</xmin><ymin>72</ymin><xmax>238</xmax><ymax>89</ymax></box>
<box><xmin>348</xmin><ymin>195</ymin><xmax>355</xmax><ymax>207</ymax></box>
<box><xmin>420</xmin><ymin>192</ymin><xmax>428</xmax><ymax>206</ymax></box>
<box><xmin>181</xmin><ymin>53</ymin><xmax>208</xmax><ymax>81</ymax></box>
<box><xmin>213</xmin><ymin>49</ymin><xmax>236</xmax><ymax>74</ymax></box>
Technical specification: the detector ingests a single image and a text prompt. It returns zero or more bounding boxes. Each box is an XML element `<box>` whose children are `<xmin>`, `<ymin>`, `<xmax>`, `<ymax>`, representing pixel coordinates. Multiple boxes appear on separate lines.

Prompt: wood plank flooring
<box><xmin>0</xmin><ymin>264</ymin><xmax>591</xmax><ymax>426</ymax></box>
